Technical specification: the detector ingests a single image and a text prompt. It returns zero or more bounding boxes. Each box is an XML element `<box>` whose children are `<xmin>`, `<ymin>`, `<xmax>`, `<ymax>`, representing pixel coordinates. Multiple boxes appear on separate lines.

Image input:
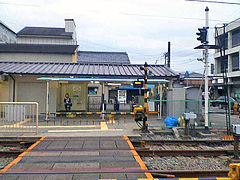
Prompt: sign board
<box><xmin>232</xmin><ymin>124</ymin><xmax>240</xmax><ymax>135</ymax></box>
<box><xmin>184</xmin><ymin>112</ymin><xmax>197</xmax><ymax>120</ymax></box>
<box><xmin>118</xmin><ymin>90</ymin><xmax>126</xmax><ymax>104</ymax></box>
<box><xmin>148</xmin><ymin>102</ymin><xmax>155</xmax><ymax>112</ymax></box>
<box><xmin>133</xmin><ymin>81</ymin><xmax>143</xmax><ymax>88</ymax></box>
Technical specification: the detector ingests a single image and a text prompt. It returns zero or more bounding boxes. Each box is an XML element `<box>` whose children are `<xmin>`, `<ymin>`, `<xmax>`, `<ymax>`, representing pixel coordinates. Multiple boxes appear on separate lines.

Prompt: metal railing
<box><xmin>0</xmin><ymin>102</ymin><xmax>38</xmax><ymax>135</ymax></box>
<box><xmin>148</xmin><ymin>99</ymin><xmax>237</xmax><ymax>129</ymax></box>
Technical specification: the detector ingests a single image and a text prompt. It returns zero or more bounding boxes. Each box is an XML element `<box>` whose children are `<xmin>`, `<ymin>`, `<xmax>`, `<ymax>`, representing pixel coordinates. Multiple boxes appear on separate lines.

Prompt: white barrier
<box><xmin>0</xmin><ymin>102</ymin><xmax>38</xmax><ymax>135</ymax></box>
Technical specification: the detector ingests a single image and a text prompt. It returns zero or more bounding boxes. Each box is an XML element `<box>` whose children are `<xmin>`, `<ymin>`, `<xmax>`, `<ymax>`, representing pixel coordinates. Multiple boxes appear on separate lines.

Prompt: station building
<box><xmin>0</xmin><ymin>19</ymin><xmax>178</xmax><ymax>114</ymax></box>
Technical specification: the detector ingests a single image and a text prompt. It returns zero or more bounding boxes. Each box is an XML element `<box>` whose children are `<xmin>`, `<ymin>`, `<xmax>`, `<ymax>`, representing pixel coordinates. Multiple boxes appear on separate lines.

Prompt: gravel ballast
<box><xmin>143</xmin><ymin>156</ymin><xmax>230</xmax><ymax>170</ymax></box>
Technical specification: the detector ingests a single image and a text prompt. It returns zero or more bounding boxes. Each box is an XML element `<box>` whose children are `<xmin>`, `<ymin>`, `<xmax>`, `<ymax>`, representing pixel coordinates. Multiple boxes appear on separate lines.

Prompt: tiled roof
<box><xmin>77</xmin><ymin>51</ymin><xmax>130</xmax><ymax>64</ymax></box>
<box><xmin>0</xmin><ymin>20</ymin><xmax>16</xmax><ymax>34</ymax></box>
<box><xmin>17</xmin><ymin>27</ymin><xmax>72</xmax><ymax>37</ymax></box>
<box><xmin>0</xmin><ymin>61</ymin><xmax>178</xmax><ymax>78</ymax></box>
<box><xmin>179</xmin><ymin>72</ymin><xmax>203</xmax><ymax>79</ymax></box>
<box><xmin>0</xmin><ymin>44</ymin><xmax>78</xmax><ymax>54</ymax></box>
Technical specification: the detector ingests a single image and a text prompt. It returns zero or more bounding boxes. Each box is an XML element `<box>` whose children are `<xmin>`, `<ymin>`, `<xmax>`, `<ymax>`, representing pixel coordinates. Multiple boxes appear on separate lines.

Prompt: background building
<box><xmin>0</xmin><ymin>43</ymin><xmax>78</xmax><ymax>63</ymax></box>
<box><xmin>0</xmin><ymin>20</ymin><xmax>16</xmax><ymax>43</ymax></box>
<box><xmin>77</xmin><ymin>51</ymin><xmax>130</xmax><ymax>64</ymax></box>
<box><xmin>0</xmin><ymin>18</ymin><xmax>178</xmax><ymax>114</ymax></box>
<box><xmin>16</xmin><ymin>19</ymin><xmax>77</xmax><ymax>45</ymax></box>
<box><xmin>213</xmin><ymin>18</ymin><xmax>240</xmax><ymax>99</ymax></box>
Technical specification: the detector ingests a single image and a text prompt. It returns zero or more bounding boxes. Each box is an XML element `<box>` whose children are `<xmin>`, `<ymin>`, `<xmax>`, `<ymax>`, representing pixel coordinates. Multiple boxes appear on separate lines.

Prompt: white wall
<box><xmin>65</xmin><ymin>19</ymin><xmax>77</xmax><ymax>45</ymax></box>
<box><xmin>17</xmin><ymin>36</ymin><xmax>74</xmax><ymax>45</ymax></box>
<box><xmin>0</xmin><ymin>53</ymin><xmax>72</xmax><ymax>63</ymax></box>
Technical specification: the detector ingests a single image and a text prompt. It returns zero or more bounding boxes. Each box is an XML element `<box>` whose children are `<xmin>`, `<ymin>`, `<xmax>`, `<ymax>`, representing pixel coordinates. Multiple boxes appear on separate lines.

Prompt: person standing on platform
<box><xmin>114</xmin><ymin>95</ymin><xmax>119</xmax><ymax>112</ymax></box>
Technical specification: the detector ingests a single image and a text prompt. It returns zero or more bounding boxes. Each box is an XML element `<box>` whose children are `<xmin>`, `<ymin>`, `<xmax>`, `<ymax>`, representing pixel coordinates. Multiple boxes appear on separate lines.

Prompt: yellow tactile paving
<box><xmin>123</xmin><ymin>136</ymin><xmax>153</xmax><ymax>179</ymax></box>
<box><xmin>48</xmin><ymin>129</ymin><xmax>123</xmax><ymax>133</ymax></box>
<box><xmin>101</xmin><ymin>122</ymin><xmax>108</xmax><ymax>130</ymax></box>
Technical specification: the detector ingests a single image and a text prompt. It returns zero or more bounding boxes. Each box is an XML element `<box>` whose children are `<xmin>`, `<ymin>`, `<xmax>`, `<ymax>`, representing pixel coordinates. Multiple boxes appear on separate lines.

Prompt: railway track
<box><xmin>149</xmin><ymin>170</ymin><xmax>229</xmax><ymax>178</ymax></box>
<box><xmin>131</xmin><ymin>139</ymin><xmax>233</xmax><ymax>178</ymax></box>
<box><xmin>131</xmin><ymin>139</ymin><xmax>234</xmax><ymax>146</ymax></box>
<box><xmin>137</xmin><ymin>149</ymin><xmax>234</xmax><ymax>156</ymax></box>
<box><xmin>134</xmin><ymin>139</ymin><xmax>235</xmax><ymax>156</ymax></box>
<box><xmin>0</xmin><ymin>150</ymin><xmax>24</xmax><ymax>157</ymax></box>
<box><xmin>0</xmin><ymin>140</ymin><xmax>34</xmax><ymax>146</ymax></box>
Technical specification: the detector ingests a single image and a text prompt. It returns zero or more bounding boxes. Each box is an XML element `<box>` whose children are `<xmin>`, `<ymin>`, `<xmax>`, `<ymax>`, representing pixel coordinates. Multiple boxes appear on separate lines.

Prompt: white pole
<box><xmin>158</xmin><ymin>83</ymin><xmax>160</xmax><ymax>119</ymax></box>
<box><xmin>160</xmin><ymin>84</ymin><xmax>163</xmax><ymax>119</ymax></box>
<box><xmin>46</xmin><ymin>80</ymin><xmax>50</xmax><ymax>121</ymax></box>
<box><xmin>204</xmin><ymin>6</ymin><xmax>210</xmax><ymax>132</ymax></box>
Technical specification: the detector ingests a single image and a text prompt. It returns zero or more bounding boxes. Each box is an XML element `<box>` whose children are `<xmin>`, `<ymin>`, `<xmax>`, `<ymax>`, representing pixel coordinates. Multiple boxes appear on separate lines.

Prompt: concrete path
<box><xmin>0</xmin><ymin>136</ymin><xmax>152</xmax><ymax>180</ymax></box>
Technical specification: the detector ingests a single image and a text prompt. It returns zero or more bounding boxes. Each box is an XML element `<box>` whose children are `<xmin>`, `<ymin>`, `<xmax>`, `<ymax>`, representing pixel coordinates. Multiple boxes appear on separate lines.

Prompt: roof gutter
<box><xmin>8</xmin><ymin>74</ymin><xmax>16</xmax><ymax>102</ymax></box>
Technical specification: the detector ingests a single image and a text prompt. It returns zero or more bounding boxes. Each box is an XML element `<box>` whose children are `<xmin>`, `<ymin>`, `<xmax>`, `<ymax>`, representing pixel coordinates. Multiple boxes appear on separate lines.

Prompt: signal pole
<box><xmin>204</xmin><ymin>6</ymin><xmax>210</xmax><ymax>133</ymax></box>
<box><xmin>142</xmin><ymin>62</ymin><xmax>149</xmax><ymax>133</ymax></box>
<box><xmin>195</xmin><ymin>7</ymin><xmax>219</xmax><ymax>133</ymax></box>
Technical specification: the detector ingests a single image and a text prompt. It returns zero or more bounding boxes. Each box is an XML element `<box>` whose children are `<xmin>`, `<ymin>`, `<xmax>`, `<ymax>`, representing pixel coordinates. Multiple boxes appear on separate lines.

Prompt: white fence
<box><xmin>0</xmin><ymin>102</ymin><xmax>38</xmax><ymax>135</ymax></box>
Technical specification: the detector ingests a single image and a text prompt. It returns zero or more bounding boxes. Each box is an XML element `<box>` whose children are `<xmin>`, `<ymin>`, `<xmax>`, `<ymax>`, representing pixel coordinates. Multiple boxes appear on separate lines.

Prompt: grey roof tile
<box><xmin>77</xmin><ymin>51</ymin><xmax>130</xmax><ymax>64</ymax></box>
<box><xmin>179</xmin><ymin>72</ymin><xmax>203</xmax><ymax>79</ymax></box>
<box><xmin>17</xmin><ymin>27</ymin><xmax>72</xmax><ymax>37</ymax></box>
<box><xmin>0</xmin><ymin>61</ymin><xmax>178</xmax><ymax>78</ymax></box>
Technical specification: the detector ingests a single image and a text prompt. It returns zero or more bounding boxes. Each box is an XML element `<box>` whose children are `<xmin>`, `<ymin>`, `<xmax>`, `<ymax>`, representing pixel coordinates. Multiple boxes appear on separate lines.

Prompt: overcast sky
<box><xmin>1</xmin><ymin>0</ymin><xmax>240</xmax><ymax>73</ymax></box>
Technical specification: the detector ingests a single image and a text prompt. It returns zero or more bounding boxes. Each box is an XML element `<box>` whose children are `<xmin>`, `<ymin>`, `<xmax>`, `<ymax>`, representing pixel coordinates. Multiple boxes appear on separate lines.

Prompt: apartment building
<box><xmin>213</xmin><ymin>18</ymin><xmax>240</xmax><ymax>99</ymax></box>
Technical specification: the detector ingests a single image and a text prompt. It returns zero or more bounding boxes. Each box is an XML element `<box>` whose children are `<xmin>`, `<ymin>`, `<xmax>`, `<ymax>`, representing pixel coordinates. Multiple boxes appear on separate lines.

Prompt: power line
<box><xmin>0</xmin><ymin>1</ymin><xmax>39</xmax><ymax>7</ymax></box>
<box><xmin>120</xmin><ymin>12</ymin><xmax>226</xmax><ymax>22</ymax></box>
<box><xmin>186</xmin><ymin>0</ymin><xmax>240</xmax><ymax>5</ymax></box>
<box><xmin>175</xmin><ymin>58</ymin><xmax>199</xmax><ymax>65</ymax></box>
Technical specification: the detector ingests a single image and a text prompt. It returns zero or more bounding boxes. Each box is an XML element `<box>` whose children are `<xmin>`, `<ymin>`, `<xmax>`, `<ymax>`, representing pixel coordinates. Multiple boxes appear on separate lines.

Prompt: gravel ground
<box><xmin>0</xmin><ymin>144</ymin><xmax>26</xmax><ymax>169</ymax></box>
<box><xmin>130</xmin><ymin>132</ymin><xmax>225</xmax><ymax>140</ymax></box>
<box><xmin>143</xmin><ymin>156</ymin><xmax>230</xmax><ymax>170</ymax></box>
<box><xmin>0</xmin><ymin>145</ymin><xmax>24</xmax><ymax>152</ymax></box>
<box><xmin>0</xmin><ymin>157</ymin><xmax>15</xmax><ymax>169</ymax></box>
<box><xmin>130</xmin><ymin>134</ymin><xmax>223</xmax><ymax>141</ymax></box>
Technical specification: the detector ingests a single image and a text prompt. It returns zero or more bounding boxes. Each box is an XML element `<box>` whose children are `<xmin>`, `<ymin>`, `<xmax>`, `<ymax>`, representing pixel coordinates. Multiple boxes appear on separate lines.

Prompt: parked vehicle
<box><xmin>211</xmin><ymin>96</ymin><xmax>239</xmax><ymax>109</ymax></box>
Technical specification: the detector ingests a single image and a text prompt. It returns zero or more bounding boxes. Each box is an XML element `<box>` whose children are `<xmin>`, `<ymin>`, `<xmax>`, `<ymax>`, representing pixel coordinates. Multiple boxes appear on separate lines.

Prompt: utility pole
<box><xmin>164</xmin><ymin>53</ymin><xmax>167</xmax><ymax>66</ymax></box>
<box><xmin>204</xmin><ymin>6</ymin><xmax>210</xmax><ymax>134</ymax></box>
<box><xmin>167</xmin><ymin>41</ymin><xmax>171</xmax><ymax>68</ymax></box>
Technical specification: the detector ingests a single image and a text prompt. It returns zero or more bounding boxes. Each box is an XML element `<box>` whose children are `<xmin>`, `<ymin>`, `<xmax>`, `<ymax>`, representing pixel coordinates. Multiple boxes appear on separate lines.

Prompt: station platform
<box><xmin>0</xmin><ymin>136</ymin><xmax>152</xmax><ymax>180</ymax></box>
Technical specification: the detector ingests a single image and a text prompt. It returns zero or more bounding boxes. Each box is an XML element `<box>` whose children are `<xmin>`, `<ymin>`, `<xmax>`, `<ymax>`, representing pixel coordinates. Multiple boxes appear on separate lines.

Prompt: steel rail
<box><xmin>0</xmin><ymin>141</ymin><xmax>34</xmax><ymax>146</ymax></box>
<box><xmin>131</xmin><ymin>139</ymin><xmax>234</xmax><ymax>146</ymax></box>
<box><xmin>137</xmin><ymin>149</ymin><xmax>234</xmax><ymax>156</ymax></box>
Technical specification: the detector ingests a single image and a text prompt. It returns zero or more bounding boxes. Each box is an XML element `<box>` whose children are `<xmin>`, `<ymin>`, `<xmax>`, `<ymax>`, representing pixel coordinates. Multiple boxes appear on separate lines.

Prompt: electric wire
<box><xmin>0</xmin><ymin>1</ymin><xmax>39</xmax><ymax>7</ymax></box>
<box><xmin>186</xmin><ymin>0</ymin><xmax>240</xmax><ymax>5</ymax></box>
